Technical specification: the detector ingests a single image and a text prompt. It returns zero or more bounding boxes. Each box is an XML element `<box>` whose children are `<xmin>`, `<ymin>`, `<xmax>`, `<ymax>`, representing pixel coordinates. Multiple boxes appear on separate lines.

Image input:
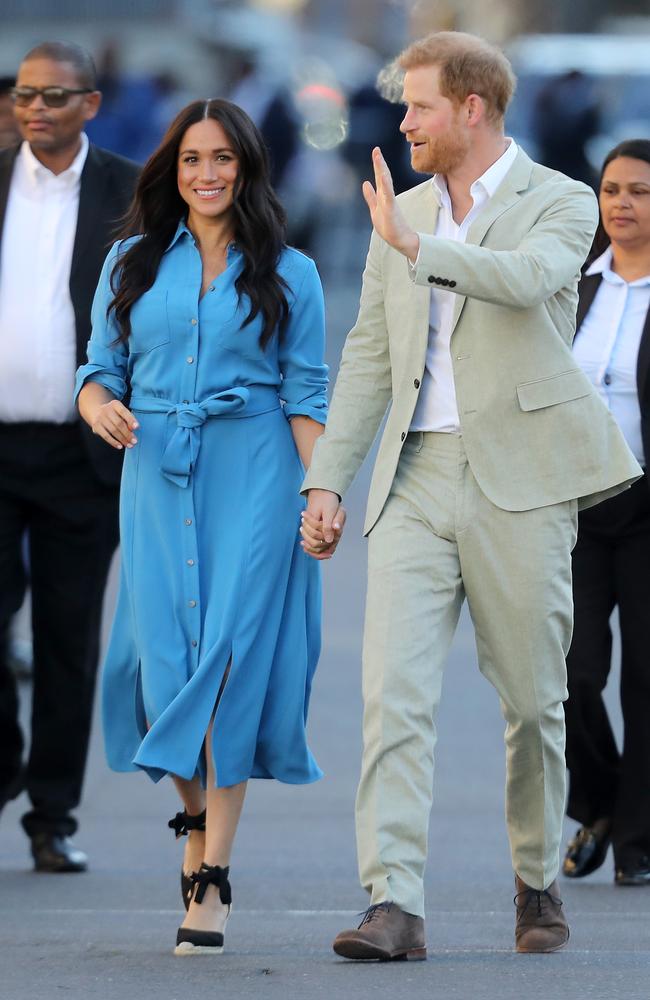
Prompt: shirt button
<box><xmin>187</xmin><ymin>559</ymin><xmax>195</xmax><ymax>566</ymax></box>
<box><xmin>185</xmin><ymin>519</ymin><xmax>192</xmax><ymax>526</ymax></box>
<box><xmin>182</xmin><ymin>399</ymin><xmax>189</xmax><ymax>404</ymax></box>
<box><xmin>188</xmin><ymin>600</ymin><xmax>197</xmax><ymax>608</ymax></box>
<box><xmin>414</xmin><ymin>378</ymin><xmax>420</xmax><ymax>389</ymax></box>
<box><xmin>186</xmin><ymin>356</ymin><xmax>194</xmax><ymax>364</ymax></box>
<box><xmin>209</xmin><ymin>286</ymin><xmax>215</xmax><ymax>292</ymax></box>
<box><xmin>604</xmin><ymin>373</ymin><xmax>612</xmax><ymax>385</ymax></box>
<box><xmin>191</xmin><ymin>318</ymin><xmax>197</xmax><ymax>325</ymax></box>
<box><xmin>191</xmin><ymin>639</ymin><xmax>198</xmax><ymax>648</ymax></box>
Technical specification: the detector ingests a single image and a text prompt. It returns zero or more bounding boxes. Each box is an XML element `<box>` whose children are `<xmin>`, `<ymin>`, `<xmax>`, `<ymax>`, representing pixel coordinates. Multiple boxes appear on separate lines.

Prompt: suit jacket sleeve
<box><xmin>301</xmin><ymin>229</ymin><xmax>393</xmax><ymax>497</ymax></box>
<box><xmin>74</xmin><ymin>241</ymin><xmax>129</xmax><ymax>404</ymax></box>
<box><xmin>411</xmin><ymin>182</ymin><xmax>599</xmax><ymax>309</ymax></box>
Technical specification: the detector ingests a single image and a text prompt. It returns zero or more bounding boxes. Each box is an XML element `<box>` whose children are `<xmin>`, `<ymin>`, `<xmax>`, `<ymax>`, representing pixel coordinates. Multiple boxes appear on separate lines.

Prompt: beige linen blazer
<box><xmin>303</xmin><ymin>149</ymin><xmax>642</xmax><ymax>534</ymax></box>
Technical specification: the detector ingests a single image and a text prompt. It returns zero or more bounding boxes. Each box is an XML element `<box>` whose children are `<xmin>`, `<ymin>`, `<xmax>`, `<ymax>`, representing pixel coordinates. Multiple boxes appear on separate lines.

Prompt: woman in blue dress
<box><xmin>75</xmin><ymin>99</ymin><xmax>343</xmax><ymax>954</ymax></box>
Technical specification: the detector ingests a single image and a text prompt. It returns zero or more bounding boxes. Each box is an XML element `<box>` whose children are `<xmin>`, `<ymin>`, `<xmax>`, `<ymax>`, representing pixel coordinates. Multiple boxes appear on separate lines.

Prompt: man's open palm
<box><xmin>362</xmin><ymin>147</ymin><xmax>419</xmax><ymax>261</ymax></box>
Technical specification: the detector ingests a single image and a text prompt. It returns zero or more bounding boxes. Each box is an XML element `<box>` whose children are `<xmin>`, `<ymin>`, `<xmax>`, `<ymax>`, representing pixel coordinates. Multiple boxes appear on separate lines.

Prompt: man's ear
<box><xmin>83</xmin><ymin>90</ymin><xmax>102</xmax><ymax>123</ymax></box>
<box><xmin>465</xmin><ymin>93</ymin><xmax>485</xmax><ymax>127</ymax></box>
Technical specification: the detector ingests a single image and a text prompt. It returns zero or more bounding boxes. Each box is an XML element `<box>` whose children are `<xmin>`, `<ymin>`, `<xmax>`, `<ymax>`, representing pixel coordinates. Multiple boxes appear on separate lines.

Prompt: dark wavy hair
<box><xmin>588</xmin><ymin>138</ymin><xmax>650</xmax><ymax>264</ymax></box>
<box><xmin>110</xmin><ymin>98</ymin><xmax>289</xmax><ymax>349</ymax></box>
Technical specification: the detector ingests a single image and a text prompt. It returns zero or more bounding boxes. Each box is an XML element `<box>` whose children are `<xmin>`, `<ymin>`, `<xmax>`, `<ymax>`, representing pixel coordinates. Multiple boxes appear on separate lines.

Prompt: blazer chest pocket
<box><xmin>128</xmin><ymin>290</ymin><xmax>172</xmax><ymax>354</ymax></box>
<box><xmin>516</xmin><ymin>369</ymin><xmax>591</xmax><ymax>412</ymax></box>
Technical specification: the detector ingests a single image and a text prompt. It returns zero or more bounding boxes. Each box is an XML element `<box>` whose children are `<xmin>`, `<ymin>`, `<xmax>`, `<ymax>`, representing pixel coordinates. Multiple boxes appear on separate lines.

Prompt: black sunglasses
<box><xmin>10</xmin><ymin>86</ymin><xmax>93</xmax><ymax>108</ymax></box>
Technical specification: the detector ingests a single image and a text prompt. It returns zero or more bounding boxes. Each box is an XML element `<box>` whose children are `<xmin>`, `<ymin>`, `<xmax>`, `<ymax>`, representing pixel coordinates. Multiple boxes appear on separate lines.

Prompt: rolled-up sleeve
<box><xmin>279</xmin><ymin>256</ymin><xmax>328</xmax><ymax>425</ymax></box>
<box><xmin>73</xmin><ymin>241</ymin><xmax>129</xmax><ymax>405</ymax></box>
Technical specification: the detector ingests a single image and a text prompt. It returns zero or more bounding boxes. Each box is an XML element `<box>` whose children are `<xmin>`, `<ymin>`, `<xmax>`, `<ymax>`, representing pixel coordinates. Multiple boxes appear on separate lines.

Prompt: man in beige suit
<box><xmin>300</xmin><ymin>32</ymin><xmax>641</xmax><ymax>959</ymax></box>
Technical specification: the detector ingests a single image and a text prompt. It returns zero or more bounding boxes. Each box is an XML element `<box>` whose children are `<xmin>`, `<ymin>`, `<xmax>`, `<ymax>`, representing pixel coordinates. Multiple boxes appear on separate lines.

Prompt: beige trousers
<box><xmin>357</xmin><ymin>432</ymin><xmax>577</xmax><ymax>918</ymax></box>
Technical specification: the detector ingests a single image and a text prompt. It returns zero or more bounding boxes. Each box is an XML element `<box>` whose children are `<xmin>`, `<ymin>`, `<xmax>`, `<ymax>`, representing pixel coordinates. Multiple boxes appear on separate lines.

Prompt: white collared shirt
<box><xmin>410</xmin><ymin>138</ymin><xmax>519</xmax><ymax>432</ymax></box>
<box><xmin>573</xmin><ymin>246</ymin><xmax>649</xmax><ymax>465</ymax></box>
<box><xmin>0</xmin><ymin>133</ymin><xmax>89</xmax><ymax>423</ymax></box>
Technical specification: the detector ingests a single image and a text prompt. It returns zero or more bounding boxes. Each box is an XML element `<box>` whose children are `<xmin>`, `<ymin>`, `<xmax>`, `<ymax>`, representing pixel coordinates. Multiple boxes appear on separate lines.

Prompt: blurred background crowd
<box><xmin>2</xmin><ymin>0</ymin><xmax>650</xmax><ymax>273</ymax></box>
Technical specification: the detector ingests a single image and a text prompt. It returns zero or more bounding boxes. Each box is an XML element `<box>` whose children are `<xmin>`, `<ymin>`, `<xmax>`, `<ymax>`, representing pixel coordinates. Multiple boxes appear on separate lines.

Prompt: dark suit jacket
<box><xmin>0</xmin><ymin>141</ymin><xmax>140</xmax><ymax>487</ymax></box>
<box><xmin>576</xmin><ymin>270</ymin><xmax>650</xmax><ymax>469</ymax></box>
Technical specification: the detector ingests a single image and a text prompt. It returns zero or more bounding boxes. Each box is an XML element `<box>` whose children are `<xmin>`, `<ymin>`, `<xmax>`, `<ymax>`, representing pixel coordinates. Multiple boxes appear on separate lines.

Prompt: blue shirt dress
<box><xmin>74</xmin><ymin>221</ymin><xmax>328</xmax><ymax>787</ymax></box>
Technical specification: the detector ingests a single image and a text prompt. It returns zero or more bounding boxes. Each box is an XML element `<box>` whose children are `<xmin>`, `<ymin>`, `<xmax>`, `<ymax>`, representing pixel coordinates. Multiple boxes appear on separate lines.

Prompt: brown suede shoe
<box><xmin>333</xmin><ymin>902</ymin><xmax>426</xmax><ymax>961</ymax></box>
<box><xmin>514</xmin><ymin>875</ymin><xmax>569</xmax><ymax>953</ymax></box>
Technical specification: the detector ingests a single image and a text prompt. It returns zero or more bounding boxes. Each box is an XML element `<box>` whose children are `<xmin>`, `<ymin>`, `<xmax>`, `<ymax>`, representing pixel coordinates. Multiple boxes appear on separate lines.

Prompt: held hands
<box><xmin>300</xmin><ymin>489</ymin><xmax>346</xmax><ymax>561</ymax></box>
<box><xmin>91</xmin><ymin>399</ymin><xmax>139</xmax><ymax>450</ymax></box>
<box><xmin>362</xmin><ymin>147</ymin><xmax>420</xmax><ymax>262</ymax></box>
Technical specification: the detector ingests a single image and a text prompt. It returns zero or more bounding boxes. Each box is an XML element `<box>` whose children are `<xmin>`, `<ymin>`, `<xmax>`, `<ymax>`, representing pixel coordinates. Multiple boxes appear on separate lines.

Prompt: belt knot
<box><xmin>175</xmin><ymin>403</ymin><xmax>207</xmax><ymax>430</ymax></box>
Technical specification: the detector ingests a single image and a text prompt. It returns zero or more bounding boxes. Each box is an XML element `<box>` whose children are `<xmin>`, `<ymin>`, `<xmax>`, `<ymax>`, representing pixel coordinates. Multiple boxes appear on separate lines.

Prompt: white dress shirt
<box><xmin>410</xmin><ymin>138</ymin><xmax>519</xmax><ymax>432</ymax></box>
<box><xmin>0</xmin><ymin>133</ymin><xmax>89</xmax><ymax>423</ymax></box>
<box><xmin>573</xmin><ymin>246</ymin><xmax>650</xmax><ymax>465</ymax></box>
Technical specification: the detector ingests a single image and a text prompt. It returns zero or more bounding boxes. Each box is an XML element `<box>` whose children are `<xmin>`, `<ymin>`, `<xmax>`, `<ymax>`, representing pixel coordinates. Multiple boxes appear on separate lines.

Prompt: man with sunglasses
<box><xmin>0</xmin><ymin>42</ymin><xmax>139</xmax><ymax>873</ymax></box>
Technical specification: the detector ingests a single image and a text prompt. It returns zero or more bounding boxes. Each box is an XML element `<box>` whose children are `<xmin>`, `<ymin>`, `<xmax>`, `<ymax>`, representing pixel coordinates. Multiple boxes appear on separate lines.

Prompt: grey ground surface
<box><xmin>1</xmin><ymin>276</ymin><xmax>649</xmax><ymax>999</ymax></box>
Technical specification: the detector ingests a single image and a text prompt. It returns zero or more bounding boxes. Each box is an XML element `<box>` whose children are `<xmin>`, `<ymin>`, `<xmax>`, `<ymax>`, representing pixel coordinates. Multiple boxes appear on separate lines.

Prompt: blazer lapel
<box><xmin>0</xmin><ymin>145</ymin><xmax>20</xmax><ymax>245</ymax></box>
<box><xmin>636</xmin><ymin>304</ymin><xmax>650</xmax><ymax>404</ymax></box>
<box><xmin>575</xmin><ymin>272</ymin><xmax>602</xmax><ymax>335</ymax></box>
<box><xmin>71</xmin><ymin>144</ymin><xmax>108</xmax><ymax>281</ymax></box>
<box><xmin>405</xmin><ymin>182</ymin><xmax>440</xmax><ymax>347</ymax></box>
<box><xmin>451</xmin><ymin>149</ymin><xmax>534</xmax><ymax>333</ymax></box>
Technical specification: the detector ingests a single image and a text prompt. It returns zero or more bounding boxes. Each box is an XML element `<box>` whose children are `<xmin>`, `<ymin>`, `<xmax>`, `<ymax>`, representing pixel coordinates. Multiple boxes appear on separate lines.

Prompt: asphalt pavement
<box><xmin>1</xmin><ymin>275</ymin><xmax>649</xmax><ymax>1000</ymax></box>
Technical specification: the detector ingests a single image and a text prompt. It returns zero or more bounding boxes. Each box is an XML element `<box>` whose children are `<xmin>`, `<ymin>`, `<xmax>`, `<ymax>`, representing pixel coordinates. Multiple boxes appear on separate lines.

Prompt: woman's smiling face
<box><xmin>177</xmin><ymin>117</ymin><xmax>239</xmax><ymax>224</ymax></box>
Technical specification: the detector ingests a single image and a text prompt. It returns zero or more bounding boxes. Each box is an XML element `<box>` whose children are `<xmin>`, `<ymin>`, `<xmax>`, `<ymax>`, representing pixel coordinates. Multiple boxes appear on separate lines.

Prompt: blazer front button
<box><xmin>414</xmin><ymin>378</ymin><xmax>420</xmax><ymax>388</ymax></box>
<box><xmin>401</xmin><ymin>431</ymin><xmax>406</xmax><ymax>441</ymax></box>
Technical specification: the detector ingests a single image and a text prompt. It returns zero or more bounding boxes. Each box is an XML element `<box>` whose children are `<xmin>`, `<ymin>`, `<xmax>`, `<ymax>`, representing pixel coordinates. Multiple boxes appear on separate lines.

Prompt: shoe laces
<box><xmin>357</xmin><ymin>902</ymin><xmax>391</xmax><ymax>928</ymax></box>
<box><xmin>514</xmin><ymin>887</ymin><xmax>562</xmax><ymax>918</ymax></box>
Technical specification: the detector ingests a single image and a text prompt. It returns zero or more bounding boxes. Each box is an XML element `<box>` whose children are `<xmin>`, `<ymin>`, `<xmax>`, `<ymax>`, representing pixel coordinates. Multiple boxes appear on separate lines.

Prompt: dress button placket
<box><xmin>181</xmin><ymin>293</ymin><xmax>201</xmax><ymax>666</ymax></box>
<box><xmin>182</xmin><ymin>504</ymin><xmax>200</xmax><ymax>665</ymax></box>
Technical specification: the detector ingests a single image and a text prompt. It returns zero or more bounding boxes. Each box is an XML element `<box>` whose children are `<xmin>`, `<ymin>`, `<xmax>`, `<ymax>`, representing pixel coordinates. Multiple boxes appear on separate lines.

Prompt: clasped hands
<box><xmin>301</xmin><ymin>490</ymin><xmax>346</xmax><ymax>561</ymax></box>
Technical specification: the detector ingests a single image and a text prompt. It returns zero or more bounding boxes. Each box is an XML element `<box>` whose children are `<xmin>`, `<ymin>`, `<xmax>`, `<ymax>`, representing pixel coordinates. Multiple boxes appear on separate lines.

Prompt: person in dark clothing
<box><xmin>0</xmin><ymin>76</ymin><xmax>21</xmax><ymax>149</ymax></box>
<box><xmin>0</xmin><ymin>41</ymin><xmax>139</xmax><ymax>872</ymax></box>
<box><xmin>532</xmin><ymin>69</ymin><xmax>600</xmax><ymax>189</ymax></box>
<box><xmin>563</xmin><ymin>139</ymin><xmax>650</xmax><ymax>887</ymax></box>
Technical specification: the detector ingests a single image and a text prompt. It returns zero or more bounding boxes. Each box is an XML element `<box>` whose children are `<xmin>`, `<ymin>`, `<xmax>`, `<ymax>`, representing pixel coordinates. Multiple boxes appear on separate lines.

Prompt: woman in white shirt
<box><xmin>563</xmin><ymin>139</ymin><xmax>650</xmax><ymax>887</ymax></box>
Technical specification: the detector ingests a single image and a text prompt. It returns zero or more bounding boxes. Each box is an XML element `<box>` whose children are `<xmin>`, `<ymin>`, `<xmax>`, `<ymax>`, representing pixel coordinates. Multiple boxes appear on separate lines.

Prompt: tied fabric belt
<box><xmin>130</xmin><ymin>386</ymin><xmax>280</xmax><ymax>488</ymax></box>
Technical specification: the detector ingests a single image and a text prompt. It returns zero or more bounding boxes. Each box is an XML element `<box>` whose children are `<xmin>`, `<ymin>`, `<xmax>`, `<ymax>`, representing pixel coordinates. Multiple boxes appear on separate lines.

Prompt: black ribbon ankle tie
<box><xmin>190</xmin><ymin>863</ymin><xmax>232</xmax><ymax>906</ymax></box>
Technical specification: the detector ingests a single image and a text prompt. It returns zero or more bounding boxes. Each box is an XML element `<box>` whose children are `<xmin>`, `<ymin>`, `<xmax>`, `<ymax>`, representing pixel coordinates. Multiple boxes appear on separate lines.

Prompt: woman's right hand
<box><xmin>91</xmin><ymin>399</ymin><xmax>139</xmax><ymax>450</ymax></box>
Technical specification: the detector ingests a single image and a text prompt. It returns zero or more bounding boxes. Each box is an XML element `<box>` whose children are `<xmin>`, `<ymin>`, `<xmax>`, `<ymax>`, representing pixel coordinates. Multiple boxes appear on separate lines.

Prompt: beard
<box><xmin>411</xmin><ymin>123</ymin><xmax>470</xmax><ymax>175</ymax></box>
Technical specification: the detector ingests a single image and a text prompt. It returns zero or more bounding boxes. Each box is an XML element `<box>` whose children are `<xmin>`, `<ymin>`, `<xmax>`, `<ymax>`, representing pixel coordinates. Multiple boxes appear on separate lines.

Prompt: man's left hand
<box><xmin>362</xmin><ymin>147</ymin><xmax>420</xmax><ymax>262</ymax></box>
